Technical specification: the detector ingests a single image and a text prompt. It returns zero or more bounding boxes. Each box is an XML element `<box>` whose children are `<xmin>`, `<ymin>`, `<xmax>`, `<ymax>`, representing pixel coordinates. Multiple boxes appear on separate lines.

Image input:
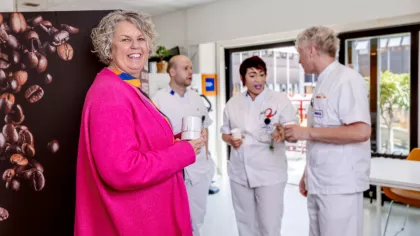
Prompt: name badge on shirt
<box><xmin>313</xmin><ymin>110</ymin><xmax>323</xmax><ymax>118</ymax></box>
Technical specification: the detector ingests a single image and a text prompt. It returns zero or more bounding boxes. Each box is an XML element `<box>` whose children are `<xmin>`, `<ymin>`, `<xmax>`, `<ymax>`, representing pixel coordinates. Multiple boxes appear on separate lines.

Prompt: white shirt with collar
<box><xmin>221</xmin><ymin>88</ymin><xmax>299</xmax><ymax>188</ymax></box>
<box><xmin>306</xmin><ymin>60</ymin><xmax>372</xmax><ymax>195</ymax></box>
<box><xmin>152</xmin><ymin>87</ymin><xmax>215</xmax><ymax>185</ymax></box>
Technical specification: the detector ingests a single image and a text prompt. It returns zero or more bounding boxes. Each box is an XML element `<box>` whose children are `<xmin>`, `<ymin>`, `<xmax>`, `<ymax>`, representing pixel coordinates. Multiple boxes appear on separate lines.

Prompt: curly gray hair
<box><xmin>296</xmin><ymin>26</ymin><xmax>340</xmax><ymax>58</ymax></box>
<box><xmin>91</xmin><ymin>10</ymin><xmax>157</xmax><ymax>65</ymax></box>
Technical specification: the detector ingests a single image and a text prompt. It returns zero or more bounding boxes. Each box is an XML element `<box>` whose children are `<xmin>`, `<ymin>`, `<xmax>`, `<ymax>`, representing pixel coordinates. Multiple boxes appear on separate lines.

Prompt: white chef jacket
<box><xmin>306</xmin><ymin>61</ymin><xmax>371</xmax><ymax>195</ymax></box>
<box><xmin>152</xmin><ymin>87</ymin><xmax>215</xmax><ymax>185</ymax></box>
<box><xmin>221</xmin><ymin>88</ymin><xmax>299</xmax><ymax>188</ymax></box>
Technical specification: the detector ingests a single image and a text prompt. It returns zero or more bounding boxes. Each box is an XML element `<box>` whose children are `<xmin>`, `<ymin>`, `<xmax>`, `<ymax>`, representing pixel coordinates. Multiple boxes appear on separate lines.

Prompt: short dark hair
<box><xmin>239</xmin><ymin>56</ymin><xmax>267</xmax><ymax>85</ymax></box>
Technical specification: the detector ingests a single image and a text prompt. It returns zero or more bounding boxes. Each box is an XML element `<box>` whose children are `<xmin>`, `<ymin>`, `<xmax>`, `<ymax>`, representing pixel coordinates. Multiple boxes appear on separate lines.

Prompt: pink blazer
<box><xmin>74</xmin><ymin>68</ymin><xmax>195</xmax><ymax>236</ymax></box>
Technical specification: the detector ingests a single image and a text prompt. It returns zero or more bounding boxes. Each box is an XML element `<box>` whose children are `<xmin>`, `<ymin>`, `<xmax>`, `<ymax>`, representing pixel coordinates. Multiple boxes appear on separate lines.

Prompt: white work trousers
<box><xmin>230</xmin><ymin>181</ymin><xmax>286</xmax><ymax>236</ymax></box>
<box><xmin>307</xmin><ymin>192</ymin><xmax>364</xmax><ymax>236</ymax></box>
<box><xmin>185</xmin><ymin>173</ymin><xmax>213</xmax><ymax>236</ymax></box>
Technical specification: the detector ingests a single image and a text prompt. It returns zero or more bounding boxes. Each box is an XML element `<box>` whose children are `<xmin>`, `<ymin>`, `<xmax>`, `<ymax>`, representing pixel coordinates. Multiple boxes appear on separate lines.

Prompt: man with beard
<box><xmin>152</xmin><ymin>55</ymin><xmax>215</xmax><ymax>236</ymax></box>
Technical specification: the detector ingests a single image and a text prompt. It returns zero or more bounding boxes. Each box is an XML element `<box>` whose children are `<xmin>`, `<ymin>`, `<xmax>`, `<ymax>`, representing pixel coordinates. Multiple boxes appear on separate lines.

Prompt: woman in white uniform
<box><xmin>221</xmin><ymin>56</ymin><xmax>298</xmax><ymax>236</ymax></box>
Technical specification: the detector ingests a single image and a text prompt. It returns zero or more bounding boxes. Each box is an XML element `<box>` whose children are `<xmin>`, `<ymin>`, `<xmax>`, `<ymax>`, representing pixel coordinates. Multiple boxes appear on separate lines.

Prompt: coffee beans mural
<box><xmin>0</xmin><ymin>10</ymin><xmax>111</xmax><ymax>235</ymax></box>
<box><xmin>0</xmin><ymin>12</ymin><xmax>79</xmax><ymax>195</ymax></box>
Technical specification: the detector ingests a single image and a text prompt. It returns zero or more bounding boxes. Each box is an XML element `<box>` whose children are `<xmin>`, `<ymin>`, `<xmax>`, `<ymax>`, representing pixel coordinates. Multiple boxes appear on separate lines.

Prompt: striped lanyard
<box><xmin>111</xmin><ymin>69</ymin><xmax>173</xmax><ymax>130</ymax></box>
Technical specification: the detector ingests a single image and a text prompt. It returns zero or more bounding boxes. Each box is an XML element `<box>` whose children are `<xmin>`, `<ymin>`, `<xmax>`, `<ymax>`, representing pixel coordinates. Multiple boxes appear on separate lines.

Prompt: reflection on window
<box><xmin>346</xmin><ymin>33</ymin><xmax>411</xmax><ymax>155</ymax></box>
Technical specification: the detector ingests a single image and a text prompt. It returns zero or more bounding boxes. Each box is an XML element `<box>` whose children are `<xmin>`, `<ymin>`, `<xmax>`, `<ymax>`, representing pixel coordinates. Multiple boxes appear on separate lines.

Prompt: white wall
<box><xmin>153</xmin><ymin>0</ymin><xmax>420</xmax><ymax>47</ymax></box>
<box><xmin>0</xmin><ymin>0</ymin><xmax>15</xmax><ymax>12</ymax></box>
<box><xmin>152</xmin><ymin>10</ymin><xmax>187</xmax><ymax>49</ymax></box>
<box><xmin>197</xmin><ymin>43</ymin><xmax>220</xmax><ymax>174</ymax></box>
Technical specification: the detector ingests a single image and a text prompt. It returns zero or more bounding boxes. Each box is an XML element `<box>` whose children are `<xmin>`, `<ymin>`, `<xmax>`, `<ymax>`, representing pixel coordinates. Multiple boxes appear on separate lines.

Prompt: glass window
<box><xmin>345</xmin><ymin>33</ymin><xmax>411</xmax><ymax>155</ymax></box>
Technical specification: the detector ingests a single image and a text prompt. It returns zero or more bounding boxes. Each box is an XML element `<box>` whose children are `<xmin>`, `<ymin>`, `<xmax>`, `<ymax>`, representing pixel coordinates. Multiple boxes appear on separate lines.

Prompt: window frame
<box><xmin>338</xmin><ymin>24</ymin><xmax>420</xmax><ymax>152</ymax></box>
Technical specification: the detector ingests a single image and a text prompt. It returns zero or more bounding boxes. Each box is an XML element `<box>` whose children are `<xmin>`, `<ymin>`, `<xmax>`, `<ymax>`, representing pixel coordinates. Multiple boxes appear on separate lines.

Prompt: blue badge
<box><xmin>314</xmin><ymin>110</ymin><xmax>323</xmax><ymax>118</ymax></box>
<box><xmin>205</xmin><ymin>78</ymin><xmax>215</xmax><ymax>91</ymax></box>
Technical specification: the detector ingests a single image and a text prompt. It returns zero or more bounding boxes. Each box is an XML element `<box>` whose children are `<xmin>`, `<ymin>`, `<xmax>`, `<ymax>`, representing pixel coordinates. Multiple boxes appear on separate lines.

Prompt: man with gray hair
<box><xmin>283</xmin><ymin>26</ymin><xmax>371</xmax><ymax>236</ymax></box>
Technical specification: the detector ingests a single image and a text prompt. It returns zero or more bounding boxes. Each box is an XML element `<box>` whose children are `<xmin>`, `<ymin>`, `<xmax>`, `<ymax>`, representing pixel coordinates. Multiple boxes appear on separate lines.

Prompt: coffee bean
<box><xmin>0</xmin><ymin>133</ymin><xmax>5</xmax><ymax>149</ymax></box>
<box><xmin>0</xmin><ymin>22</ymin><xmax>10</xmax><ymax>34</ymax></box>
<box><xmin>15</xmin><ymin>125</ymin><xmax>28</xmax><ymax>133</ymax></box>
<box><xmin>28</xmin><ymin>15</ymin><xmax>43</xmax><ymax>26</ymax></box>
<box><xmin>11</xmin><ymin>50</ymin><xmax>20</xmax><ymax>64</ymax></box>
<box><xmin>42</xmin><ymin>41</ymin><xmax>56</xmax><ymax>54</ymax></box>
<box><xmin>36</xmin><ymin>53</ymin><xmax>48</xmax><ymax>73</ymax></box>
<box><xmin>2</xmin><ymin>168</ymin><xmax>15</xmax><ymax>182</ymax></box>
<box><xmin>25</xmin><ymin>30</ymin><xmax>39</xmax><ymax>41</ymax></box>
<box><xmin>10</xmin><ymin>153</ymin><xmax>28</xmax><ymax>166</ymax></box>
<box><xmin>5</xmin><ymin>144</ymin><xmax>21</xmax><ymax>159</ymax></box>
<box><xmin>5</xmin><ymin>104</ymin><xmax>24</xmax><ymax>125</ymax></box>
<box><xmin>40</xmin><ymin>20</ymin><xmax>52</xmax><ymax>28</ymax></box>
<box><xmin>44</xmin><ymin>73</ymin><xmax>52</xmax><ymax>84</ymax></box>
<box><xmin>13</xmin><ymin>85</ymin><xmax>22</xmax><ymax>94</ymax></box>
<box><xmin>18</xmin><ymin>131</ymin><xmax>33</xmax><ymax>147</ymax></box>
<box><xmin>61</xmin><ymin>24</ymin><xmax>79</xmax><ymax>34</ymax></box>
<box><xmin>13</xmin><ymin>70</ymin><xmax>28</xmax><ymax>86</ymax></box>
<box><xmin>0</xmin><ymin>69</ymin><xmax>7</xmax><ymax>90</ymax></box>
<box><xmin>0</xmin><ymin>69</ymin><xmax>6</xmax><ymax>80</ymax></box>
<box><xmin>10</xmin><ymin>13</ymin><xmax>21</xmax><ymax>33</ymax></box>
<box><xmin>14</xmin><ymin>165</ymin><xmax>26</xmax><ymax>176</ymax></box>
<box><xmin>3</xmin><ymin>124</ymin><xmax>18</xmax><ymax>144</ymax></box>
<box><xmin>48</xmin><ymin>140</ymin><xmax>59</xmax><ymax>153</ymax></box>
<box><xmin>22</xmin><ymin>143</ymin><xmax>35</xmax><ymax>158</ymax></box>
<box><xmin>20</xmin><ymin>168</ymin><xmax>34</xmax><ymax>180</ymax></box>
<box><xmin>25</xmin><ymin>85</ymin><xmax>44</xmax><ymax>103</ymax></box>
<box><xmin>52</xmin><ymin>30</ymin><xmax>69</xmax><ymax>46</ymax></box>
<box><xmin>33</xmin><ymin>38</ymin><xmax>43</xmax><ymax>53</ymax></box>
<box><xmin>30</xmin><ymin>159</ymin><xmax>44</xmax><ymax>173</ymax></box>
<box><xmin>57</xmin><ymin>43</ymin><xmax>74</xmax><ymax>61</ymax></box>
<box><xmin>25</xmin><ymin>51</ymin><xmax>39</xmax><ymax>68</ymax></box>
<box><xmin>0</xmin><ymin>28</ymin><xmax>7</xmax><ymax>44</ymax></box>
<box><xmin>0</xmin><ymin>52</ymin><xmax>8</xmax><ymax>62</ymax></box>
<box><xmin>10</xmin><ymin>12</ymin><xmax>26</xmax><ymax>34</ymax></box>
<box><xmin>1</xmin><ymin>93</ymin><xmax>15</xmax><ymax>105</ymax></box>
<box><xmin>0</xmin><ymin>98</ymin><xmax>13</xmax><ymax>114</ymax></box>
<box><xmin>7</xmin><ymin>34</ymin><xmax>19</xmax><ymax>49</ymax></box>
<box><xmin>0</xmin><ymin>60</ymin><xmax>10</xmax><ymax>69</ymax></box>
<box><xmin>18</xmin><ymin>129</ymin><xmax>34</xmax><ymax>146</ymax></box>
<box><xmin>4</xmin><ymin>113</ymin><xmax>24</xmax><ymax>125</ymax></box>
<box><xmin>31</xmin><ymin>170</ymin><xmax>45</xmax><ymax>191</ymax></box>
<box><xmin>19</xmin><ymin>13</ymin><xmax>27</xmax><ymax>30</ymax></box>
<box><xmin>9</xmin><ymin>79</ymin><xmax>19</xmax><ymax>93</ymax></box>
<box><xmin>6</xmin><ymin>179</ymin><xmax>20</xmax><ymax>191</ymax></box>
<box><xmin>0</xmin><ymin>207</ymin><xmax>9</xmax><ymax>220</ymax></box>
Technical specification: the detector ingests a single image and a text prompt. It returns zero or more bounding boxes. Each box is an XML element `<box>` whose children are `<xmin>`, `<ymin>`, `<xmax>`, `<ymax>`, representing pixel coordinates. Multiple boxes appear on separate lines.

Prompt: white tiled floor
<box><xmin>202</xmin><ymin>178</ymin><xmax>420</xmax><ymax>236</ymax></box>
<box><xmin>202</xmin><ymin>163</ymin><xmax>420</xmax><ymax>236</ymax></box>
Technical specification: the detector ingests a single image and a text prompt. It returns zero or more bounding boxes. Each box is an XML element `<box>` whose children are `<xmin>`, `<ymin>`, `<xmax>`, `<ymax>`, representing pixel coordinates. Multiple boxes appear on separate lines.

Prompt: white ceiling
<box><xmin>16</xmin><ymin>0</ymin><xmax>222</xmax><ymax>16</ymax></box>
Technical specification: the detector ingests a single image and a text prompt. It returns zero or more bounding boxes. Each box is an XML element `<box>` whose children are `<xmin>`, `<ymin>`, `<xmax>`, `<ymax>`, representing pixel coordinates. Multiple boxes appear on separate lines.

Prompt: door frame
<box><xmin>224</xmin><ymin>41</ymin><xmax>296</xmax><ymax>103</ymax></box>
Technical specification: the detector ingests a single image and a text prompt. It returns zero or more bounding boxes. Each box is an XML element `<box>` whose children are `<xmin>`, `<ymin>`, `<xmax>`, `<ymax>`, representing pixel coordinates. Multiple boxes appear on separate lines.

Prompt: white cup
<box><xmin>181</xmin><ymin>116</ymin><xmax>202</xmax><ymax>140</ymax></box>
<box><xmin>231</xmin><ymin>128</ymin><xmax>242</xmax><ymax>140</ymax></box>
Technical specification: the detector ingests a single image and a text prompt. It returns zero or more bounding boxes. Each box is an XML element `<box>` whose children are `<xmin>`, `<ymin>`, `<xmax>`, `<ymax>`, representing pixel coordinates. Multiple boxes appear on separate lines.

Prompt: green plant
<box><xmin>155</xmin><ymin>45</ymin><xmax>169</xmax><ymax>61</ymax></box>
<box><xmin>365</xmin><ymin>71</ymin><xmax>410</xmax><ymax>152</ymax></box>
<box><xmin>380</xmin><ymin>71</ymin><xmax>409</xmax><ymax>153</ymax></box>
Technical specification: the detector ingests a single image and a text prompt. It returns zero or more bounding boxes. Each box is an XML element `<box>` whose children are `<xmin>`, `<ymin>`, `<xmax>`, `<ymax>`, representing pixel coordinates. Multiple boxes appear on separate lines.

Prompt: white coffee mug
<box><xmin>181</xmin><ymin>116</ymin><xmax>202</xmax><ymax>140</ymax></box>
<box><xmin>231</xmin><ymin>128</ymin><xmax>242</xmax><ymax>140</ymax></box>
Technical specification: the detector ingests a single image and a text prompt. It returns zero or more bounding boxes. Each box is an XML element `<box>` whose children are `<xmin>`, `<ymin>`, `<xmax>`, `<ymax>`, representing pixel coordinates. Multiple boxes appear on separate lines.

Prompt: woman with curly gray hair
<box><xmin>74</xmin><ymin>10</ymin><xmax>205</xmax><ymax>236</ymax></box>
